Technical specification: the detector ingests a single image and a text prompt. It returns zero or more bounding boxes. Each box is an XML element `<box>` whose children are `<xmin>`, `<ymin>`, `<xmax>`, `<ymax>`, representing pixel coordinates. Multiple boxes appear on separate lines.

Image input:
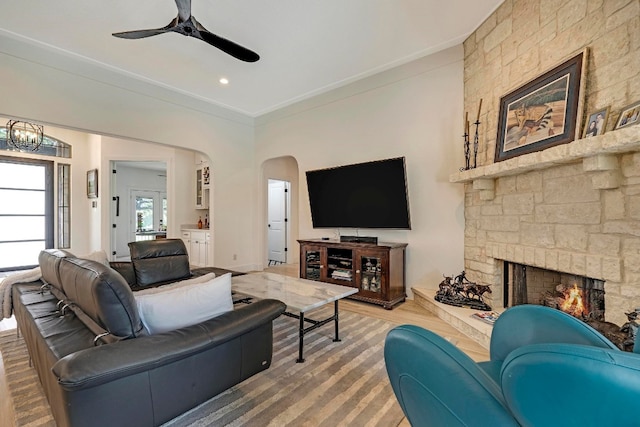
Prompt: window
<box><xmin>132</xmin><ymin>190</ymin><xmax>167</xmax><ymax>241</ymax></box>
<box><xmin>0</xmin><ymin>157</ymin><xmax>53</xmax><ymax>270</ymax></box>
<box><xmin>58</xmin><ymin>164</ymin><xmax>71</xmax><ymax>248</ymax></box>
<box><xmin>0</xmin><ymin>127</ymin><xmax>71</xmax><ymax>158</ymax></box>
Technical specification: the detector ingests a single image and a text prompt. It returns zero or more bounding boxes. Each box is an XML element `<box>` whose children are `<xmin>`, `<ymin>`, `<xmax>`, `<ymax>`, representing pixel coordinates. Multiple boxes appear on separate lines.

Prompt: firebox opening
<box><xmin>503</xmin><ymin>262</ymin><xmax>605</xmax><ymax>321</ymax></box>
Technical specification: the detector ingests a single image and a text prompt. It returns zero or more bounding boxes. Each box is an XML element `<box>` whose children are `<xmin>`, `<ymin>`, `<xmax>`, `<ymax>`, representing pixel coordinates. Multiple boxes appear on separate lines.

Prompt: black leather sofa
<box><xmin>12</xmin><ymin>240</ymin><xmax>286</xmax><ymax>427</ymax></box>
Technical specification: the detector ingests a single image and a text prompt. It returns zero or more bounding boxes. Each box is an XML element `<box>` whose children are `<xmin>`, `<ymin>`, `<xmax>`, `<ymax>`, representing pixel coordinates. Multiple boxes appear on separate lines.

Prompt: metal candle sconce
<box><xmin>461</xmin><ymin>99</ymin><xmax>482</xmax><ymax>171</ymax></box>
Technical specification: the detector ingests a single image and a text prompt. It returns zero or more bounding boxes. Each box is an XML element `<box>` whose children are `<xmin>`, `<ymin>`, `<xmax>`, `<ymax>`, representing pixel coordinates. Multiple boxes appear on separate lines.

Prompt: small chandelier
<box><xmin>5</xmin><ymin>120</ymin><xmax>44</xmax><ymax>151</ymax></box>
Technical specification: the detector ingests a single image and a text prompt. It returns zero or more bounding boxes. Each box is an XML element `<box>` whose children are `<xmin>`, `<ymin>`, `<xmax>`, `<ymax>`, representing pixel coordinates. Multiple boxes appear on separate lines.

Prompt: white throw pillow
<box><xmin>78</xmin><ymin>250</ymin><xmax>110</xmax><ymax>266</ymax></box>
<box><xmin>134</xmin><ymin>273</ymin><xmax>233</xmax><ymax>335</ymax></box>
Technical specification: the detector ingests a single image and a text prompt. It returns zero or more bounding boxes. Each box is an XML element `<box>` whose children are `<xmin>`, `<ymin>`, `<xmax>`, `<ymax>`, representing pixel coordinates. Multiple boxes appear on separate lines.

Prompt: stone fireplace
<box><xmin>451</xmin><ymin>127</ymin><xmax>640</xmax><ymax>326</ymax></box>
<box><xmin>456</xmin><ymin>0</ymin><xmax>640</xmax><ymax>328</ymax></box>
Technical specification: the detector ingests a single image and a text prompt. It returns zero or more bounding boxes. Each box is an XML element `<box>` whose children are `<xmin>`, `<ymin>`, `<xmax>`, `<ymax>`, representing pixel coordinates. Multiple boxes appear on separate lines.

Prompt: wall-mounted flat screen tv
<box><xmin>305</xmin><ymin>157</ymin><xmax>411</xmax><ymax>229</ymax></box>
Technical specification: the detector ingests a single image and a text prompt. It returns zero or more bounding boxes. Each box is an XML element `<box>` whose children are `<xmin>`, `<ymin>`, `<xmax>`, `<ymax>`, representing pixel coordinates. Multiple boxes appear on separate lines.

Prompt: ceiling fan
<box><xmin>112</xmin><ymin>0</ymin><xmax>259</xmax><ymax>62</ymax></box>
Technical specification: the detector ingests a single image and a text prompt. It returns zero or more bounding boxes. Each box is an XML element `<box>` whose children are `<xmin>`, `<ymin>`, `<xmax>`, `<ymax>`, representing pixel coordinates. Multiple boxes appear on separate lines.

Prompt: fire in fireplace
<box><xmin>502</xmin><ymin>262</ymin><xmax>640</xmax><ymax>350</ymax></box>
<box><xmin>560</xmin><ymin>284</ymin><xmax>586</xmax><ymax>316</ymax></box>
<box><xmin>504</xmin><ymin>262</ymin><xmax>605</xmax><ymax>321</ymax></box>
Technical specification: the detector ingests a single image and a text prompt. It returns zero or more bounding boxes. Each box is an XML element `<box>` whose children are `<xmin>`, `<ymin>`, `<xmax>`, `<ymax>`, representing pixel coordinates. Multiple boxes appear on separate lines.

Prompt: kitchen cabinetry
<box><xmin>182</xmin><ymin>229</ymin><xmax>210</xmax><ymax>267</ymax></box>
<box><xmin>195</xmin><ymin>164</ymin><xmax>210</xmax><ymax>209</ymax></box>
<box><xmin>298</xmin><ymin>239</ymin><xmax>407</xmax><ymax>309</ymax></box>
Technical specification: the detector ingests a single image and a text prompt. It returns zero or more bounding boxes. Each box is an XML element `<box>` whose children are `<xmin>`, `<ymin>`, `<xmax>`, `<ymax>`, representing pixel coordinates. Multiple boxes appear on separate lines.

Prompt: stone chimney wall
<box><xmin>460</xmin><ymin>0</ymin><xmax>640</xmax><ymax>326</ymax></box>
<box><xmin>464</xmin><ymin>0</ymin><xmax>639</xmax><ymax>163</ymax></box>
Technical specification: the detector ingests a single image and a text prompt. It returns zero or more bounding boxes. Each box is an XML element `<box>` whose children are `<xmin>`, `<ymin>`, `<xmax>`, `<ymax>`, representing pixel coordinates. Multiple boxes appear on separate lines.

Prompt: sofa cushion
<box><xmin>128</xmin><ymin>239</ymin><xmax>191</xmax><ymax>288</ymax></box>
<box><xmin>134</xmin><ymin>273</ymin><xmax>233</xmax><ymax>335</ymax></box>
<box><xmin>39</xmin><ymin>249</ymin><xmax>74</xmax><ymax>296</ymax></box>
<box><xmin>58</xmin><ymin>258</ymin><xmax>145</xmax><ymax>340</ymax></box>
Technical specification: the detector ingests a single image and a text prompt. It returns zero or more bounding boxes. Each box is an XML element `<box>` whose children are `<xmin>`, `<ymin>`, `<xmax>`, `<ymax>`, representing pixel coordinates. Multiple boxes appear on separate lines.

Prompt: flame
<box><xmin>561</xmin><ymin>284</ymin><xmax>585</xmax><ymax>316</ymax></box>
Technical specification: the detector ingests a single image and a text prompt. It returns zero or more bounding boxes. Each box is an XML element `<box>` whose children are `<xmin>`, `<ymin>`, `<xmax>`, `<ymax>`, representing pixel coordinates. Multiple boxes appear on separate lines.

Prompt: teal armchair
<box><xmin>384</xmin><ymin>305</ymin><xmax>637</xmax><ymax>426</ymax></box>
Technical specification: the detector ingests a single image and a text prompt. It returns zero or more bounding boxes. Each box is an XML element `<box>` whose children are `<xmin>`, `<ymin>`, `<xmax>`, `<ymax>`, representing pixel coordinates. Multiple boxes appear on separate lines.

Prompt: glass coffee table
<box><xmin>232</xmin><ymin>272</ymin><xmax>358</xmax><ymax>363</ymax></box>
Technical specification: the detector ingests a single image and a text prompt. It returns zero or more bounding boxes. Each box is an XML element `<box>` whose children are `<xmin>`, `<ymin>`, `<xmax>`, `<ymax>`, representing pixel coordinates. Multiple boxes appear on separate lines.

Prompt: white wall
<box><xmin>0</xmin><ymin>35</ymin><xmax>256</xmax><ymax>269</ymax></box>
<box><xmin>1</xmin><ymin>34</ymin><xmax>467</xmax><ymax>282</ymax></box>
<box><xmin>255</xmin><ymin>46</ymin><xmax>466</xmax><ymax>293</ymax></box>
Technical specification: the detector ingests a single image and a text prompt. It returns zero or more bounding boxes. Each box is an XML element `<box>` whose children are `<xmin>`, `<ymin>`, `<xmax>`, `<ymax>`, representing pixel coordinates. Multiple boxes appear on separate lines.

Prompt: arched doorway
<box><xmin>261</xmin><ymin>156</ymin><xmax>299</xmax><ymax>267</ymax></box>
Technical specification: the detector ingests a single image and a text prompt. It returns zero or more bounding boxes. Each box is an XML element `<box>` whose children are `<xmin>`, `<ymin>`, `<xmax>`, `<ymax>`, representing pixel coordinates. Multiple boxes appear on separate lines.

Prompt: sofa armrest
<box><xmin>52</xmin><ymin>298</ymin><xmax>286</xmax><ymax>390</ymax></box>
<box><xmin>109</xmin><ymin>261</ymin><xmax>137</xmax><ymax>286</ymax></box>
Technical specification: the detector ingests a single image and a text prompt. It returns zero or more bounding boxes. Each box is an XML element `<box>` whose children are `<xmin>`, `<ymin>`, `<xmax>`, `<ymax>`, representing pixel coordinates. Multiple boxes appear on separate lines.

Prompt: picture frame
<box><xmin>494</xmin><ymin>49</ymin><xmax>586</xmax><ymax>162</ymax></box>
<box><xmin>613</xmin><ymin>100</ymin><xmax>640</xmax><ymax>130</ymax></box>
<box><xmin>87</xmin><ymin>169</ymin><xmax>98</xmax><ymax>199</ymax></box>
<box><xmin>583</xmin><ymin>106</ymin><xmax>610</xmax><ymax>138</ymax></box>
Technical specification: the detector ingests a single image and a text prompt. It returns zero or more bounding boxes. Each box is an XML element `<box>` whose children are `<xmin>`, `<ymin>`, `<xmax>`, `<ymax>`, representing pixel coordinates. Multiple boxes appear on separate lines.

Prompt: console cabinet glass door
<box><xmin>356</xmin><ymin>250</ymin><xmax>388</xmax><ymax>297</ymax></box>
<box><xmin>302</xmin><ymin>245</ymin><xmax>325</xmax><ymax>281</ymax></box>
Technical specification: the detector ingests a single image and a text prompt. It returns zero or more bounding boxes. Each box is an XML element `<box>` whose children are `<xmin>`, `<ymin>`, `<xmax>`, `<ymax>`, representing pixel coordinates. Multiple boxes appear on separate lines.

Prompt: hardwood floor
<box><xmin>0</xmin><ymin>309</ymin><xmax>17</xmax><ymax>427</ymax></box>
<box><xmin>264</xmin><ymin>263</ymin><xmax>489</xmax><ymax>427</ymax></box>
<box><xmin>0</xmin><ymin>265</ymin><xmax>489</xmax><ymax>427</ymax></box>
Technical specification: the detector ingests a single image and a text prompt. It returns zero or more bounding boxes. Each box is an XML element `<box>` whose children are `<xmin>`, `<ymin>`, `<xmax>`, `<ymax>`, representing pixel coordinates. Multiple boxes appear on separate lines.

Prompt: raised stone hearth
<box><xmin>412</xmin><ymin>288</ymin><xmax>497</xmax><ymax>349</ymax></box>
<box><xmin>453</xmin><ymin>126</ymin><xmax>640</xmax><ymax>327</ymax></box>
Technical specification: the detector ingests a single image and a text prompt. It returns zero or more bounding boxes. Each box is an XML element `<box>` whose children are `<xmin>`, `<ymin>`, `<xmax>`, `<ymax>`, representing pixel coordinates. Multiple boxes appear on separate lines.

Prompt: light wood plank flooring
<box><xmin>265</xmin><ymin>264</ymin><xmax>489</xmax><ymax>427</ymax></box>
<box><xmin>0</xmin><ymin>265</ymin><xmax>489</xmax><ymax>427</ymax></box>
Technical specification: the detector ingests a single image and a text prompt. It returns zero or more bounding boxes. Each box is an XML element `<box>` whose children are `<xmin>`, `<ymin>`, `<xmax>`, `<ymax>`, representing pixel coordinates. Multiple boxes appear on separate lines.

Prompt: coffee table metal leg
<box><xmin>297</xmin><ymin>312</ymin><xmax>305</xmax><ymax>363</ymax></box>
<box><xmin>333</xmin><ymin>300</ymin><xmax>341</xmax><ymax>342</ymax></box>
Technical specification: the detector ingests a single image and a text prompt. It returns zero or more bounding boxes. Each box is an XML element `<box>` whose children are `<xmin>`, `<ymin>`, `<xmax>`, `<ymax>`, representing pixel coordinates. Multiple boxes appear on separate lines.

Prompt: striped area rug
<box><xmin>1</xmin><ymin>309</ymin><xmax>404</xmax><ymax>427</ymax></box>
<box><xmin>0</xmin><ymin>330</ymin><xmax>55</xmax><ymax>426</ymax></box>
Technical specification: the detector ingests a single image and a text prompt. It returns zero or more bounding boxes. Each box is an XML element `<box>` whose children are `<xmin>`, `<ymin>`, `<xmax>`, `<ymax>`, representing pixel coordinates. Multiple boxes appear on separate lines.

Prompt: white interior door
<box><xmin>267</xmin><ymin>179</ymin><xmax>288</xmax><ymax>263</ymax></box>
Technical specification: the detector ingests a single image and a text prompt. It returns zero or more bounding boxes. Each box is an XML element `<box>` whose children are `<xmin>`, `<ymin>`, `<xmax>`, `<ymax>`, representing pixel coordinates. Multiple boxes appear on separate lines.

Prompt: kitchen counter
<box><xmin>135</xmin><ymin>231</ymin><xmax>167</xmax><ymax>241</ymax></box>
<box><xmin>135</xmin><ymin>231</ymin><xmax>167</xmax><ymax>237</ymax></box>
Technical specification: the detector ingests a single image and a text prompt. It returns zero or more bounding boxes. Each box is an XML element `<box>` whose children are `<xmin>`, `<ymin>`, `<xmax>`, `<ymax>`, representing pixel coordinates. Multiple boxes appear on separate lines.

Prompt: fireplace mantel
<box><xmin>450</xmin><ymin>127</ymin><xmax>640</xmax><ymax>200</ymax></box>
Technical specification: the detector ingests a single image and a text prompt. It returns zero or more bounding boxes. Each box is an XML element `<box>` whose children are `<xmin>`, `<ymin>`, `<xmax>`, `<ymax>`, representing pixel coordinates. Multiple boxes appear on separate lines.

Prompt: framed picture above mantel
<box><xmin>494</xmin><ymin>49</ymin><xmax>587</xmax><ymax>162</ymax></box>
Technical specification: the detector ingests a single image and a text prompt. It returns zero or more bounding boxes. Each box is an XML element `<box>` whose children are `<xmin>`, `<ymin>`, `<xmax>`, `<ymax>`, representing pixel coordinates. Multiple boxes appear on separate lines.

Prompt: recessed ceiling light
<box><xmin>219</xmin><ymin>77</ymin><xmax>229</xmax><ymax>85</ymax></box>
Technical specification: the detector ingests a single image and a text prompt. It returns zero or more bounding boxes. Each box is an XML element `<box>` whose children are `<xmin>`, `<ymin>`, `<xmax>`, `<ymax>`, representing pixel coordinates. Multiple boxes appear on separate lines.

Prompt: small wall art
<box><xmin>87</xmin><ymin>169</ymin><xmax>98</xmax><ymax>199</ymax></box>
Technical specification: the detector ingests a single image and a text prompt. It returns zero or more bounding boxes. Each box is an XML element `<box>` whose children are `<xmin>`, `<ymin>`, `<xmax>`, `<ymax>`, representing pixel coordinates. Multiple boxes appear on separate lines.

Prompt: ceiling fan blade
<box><xmin>113</xmin><ymin>18</ymin><xmax>178</xmax><ymax>39</ymax></box>
<box><xmin>198</xmin><ymin>29</ymin><xmax>260</xmax><ymax>62</ymax></box>
<box><xmin>112</xmin><ymin>28</ymin><xmax>171</xmax><ymax>39</ymax></box>
<box><xmin>175</xmin><ymin>0</ymin><xmax>192</xmax><ymax>22</ymax></box>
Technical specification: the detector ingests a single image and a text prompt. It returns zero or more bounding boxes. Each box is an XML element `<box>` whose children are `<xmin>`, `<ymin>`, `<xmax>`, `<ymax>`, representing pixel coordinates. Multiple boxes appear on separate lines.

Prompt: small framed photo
<box><xmin>87</xmin><ymin>169</ymin><xmax>98</xmax><ymax>199</ymax></box>
<box><xmin>614</xmin><ymin>100</ymin><xmax>640</xmax><ymax>130</ymax></box>
<box><xmin>583</xmin><ymin>106</ymin><xmax>610</xmax><ymax>138</ymax></box>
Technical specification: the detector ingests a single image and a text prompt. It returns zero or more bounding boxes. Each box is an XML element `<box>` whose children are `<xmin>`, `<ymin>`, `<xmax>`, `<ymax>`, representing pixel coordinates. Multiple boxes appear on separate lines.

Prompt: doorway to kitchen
<box><xmin>110</xmin><ymin>161</ymin><xmax>167</xmax><ymax>261</ymax></box>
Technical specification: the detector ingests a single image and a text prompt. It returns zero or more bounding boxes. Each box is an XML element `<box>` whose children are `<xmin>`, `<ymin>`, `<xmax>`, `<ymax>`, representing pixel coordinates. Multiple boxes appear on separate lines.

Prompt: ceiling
<box><xmin>1</xmin><ymin>0</ymin><xmax>503</xmax><ymax>117</ymax></box>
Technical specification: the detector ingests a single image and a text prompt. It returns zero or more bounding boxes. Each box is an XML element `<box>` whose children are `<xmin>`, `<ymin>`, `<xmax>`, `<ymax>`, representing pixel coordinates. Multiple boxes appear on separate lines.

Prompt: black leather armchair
<box><xmin>111</xmin><ymin>239</ymin><xmax>243</xmax><ymax>290</ymax></box>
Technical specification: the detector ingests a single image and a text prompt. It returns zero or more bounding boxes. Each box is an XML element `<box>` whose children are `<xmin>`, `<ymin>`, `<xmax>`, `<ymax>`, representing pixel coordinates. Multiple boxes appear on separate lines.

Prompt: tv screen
<box><xmin>305</xmin><ymin>157</ymin><xmax>411</xmax><ymax>229</ymax></box>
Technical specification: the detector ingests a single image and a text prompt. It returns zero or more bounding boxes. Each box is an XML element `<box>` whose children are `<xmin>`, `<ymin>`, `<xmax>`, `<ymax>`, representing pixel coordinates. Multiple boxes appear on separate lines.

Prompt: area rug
<box><xmin>1</xmin><ymin>310</ymin><xmax>404</xmax><ymax>427</ymax></box>
<box><xmin>0</xmin><ymin>330</ymin><xmax>55</xmax><ymax>426</ymax></box>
